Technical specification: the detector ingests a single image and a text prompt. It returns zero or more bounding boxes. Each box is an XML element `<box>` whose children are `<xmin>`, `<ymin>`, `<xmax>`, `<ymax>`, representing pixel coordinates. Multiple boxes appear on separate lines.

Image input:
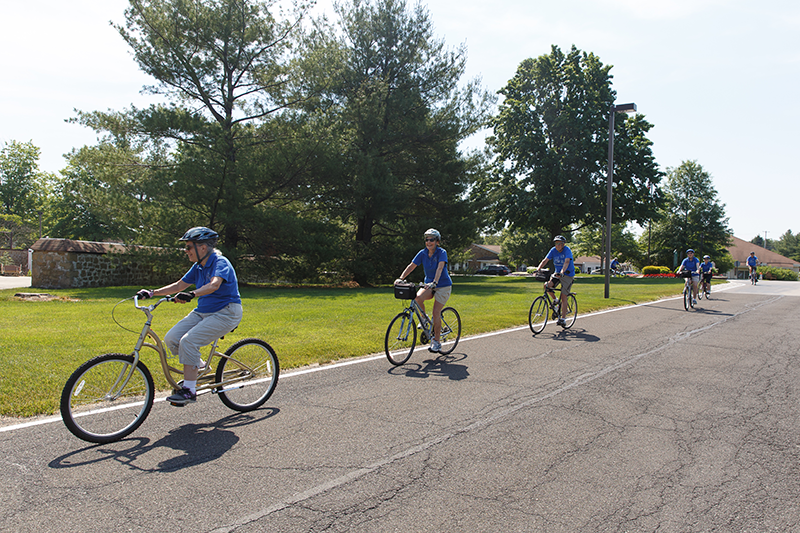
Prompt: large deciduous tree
<box><xmin>647</xmin><ymin>160</ymin><xmax>731</xmax><ymax>267</ymax></box>
<box><xmin>306</xmin><ymin>0</ymin><xmax>494</xmax><ymax>284</ymax></box>
<box><xmin>479</xmin><ymin>45</ymin><xmax>662</xmax><ymax>242</ymax></box>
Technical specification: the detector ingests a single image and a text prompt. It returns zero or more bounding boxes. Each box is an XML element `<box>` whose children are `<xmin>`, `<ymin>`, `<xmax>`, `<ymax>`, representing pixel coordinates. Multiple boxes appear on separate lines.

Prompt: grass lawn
<box><xmin>0</xmin><ymin>275</ymin><xmax>717</xmax><ymax>418</ymax></box>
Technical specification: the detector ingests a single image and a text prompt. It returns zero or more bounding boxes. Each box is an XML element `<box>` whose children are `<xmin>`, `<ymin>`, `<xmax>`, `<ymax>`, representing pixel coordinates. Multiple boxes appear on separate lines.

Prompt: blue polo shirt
<box><xmin>747</xmin><ymin>255</ymin><xmax>758</xmax><ymax>267</ymax></box>
<box><xmin>681</xmin><ymin>256</ymin><xmax>700</xmax><ymax>274</ymax></box>
<box><xmin>412</xmin><ymin>247</ymin><xmax>452</xmax><ymax>287</ymax></box>
<box><xmin>546</xmin><ymin>245</ymin><xmax>575</xmax><ymax>277</ymax></box>
<box><xmin>181</xmin><ymin>253</ymin><xmax>241</xmax><ymax>313</ymax></box>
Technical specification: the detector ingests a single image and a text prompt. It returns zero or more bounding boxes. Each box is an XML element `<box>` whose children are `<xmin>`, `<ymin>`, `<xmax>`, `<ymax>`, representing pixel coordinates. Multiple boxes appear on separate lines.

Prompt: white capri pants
<box><xmin>164</xmin><ymin>303</ymin><xmax>243</xmax><ymax>367</ymax></box>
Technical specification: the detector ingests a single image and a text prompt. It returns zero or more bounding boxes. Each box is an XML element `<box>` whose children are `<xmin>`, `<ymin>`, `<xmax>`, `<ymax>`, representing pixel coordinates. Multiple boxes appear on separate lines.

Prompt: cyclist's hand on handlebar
<box><xmin>394</xmin><ymin>278</ymin><xmax>406</xmax><ymax>285</ymax></box>
<box><xmin>136</xmin><ymin>289</ymin><xmax>154</xmax><ymax>299</ymax></box>
<box><xmin>175</xmin><ymin>291</ymin><xmax>195</xmax><ymax>303</ymax></box>
<box><xmin>424</xmin><ymin>281</ymin><xmax>437</xmax><ymax>290</ymax></box>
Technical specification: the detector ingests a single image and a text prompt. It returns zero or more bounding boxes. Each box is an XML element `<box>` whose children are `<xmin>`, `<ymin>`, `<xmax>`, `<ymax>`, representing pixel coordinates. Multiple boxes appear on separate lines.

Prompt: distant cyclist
<box><xmin>677</xmin><ymin>249</ymin><xmax>701</xmax><ymax>305</ymax></box>
<box><xmin>535</xmin><ymin>235</ymin><xmax>575</xmax><ymax>327</ymax></box>
<box><xmin>610</xmin><ymin>257</ymin><xmax>620</xmax><ymax>276</ymax></box>
<box><xmin>747</xmin><ymin>251</ymin><xmax>759</xmax><ymax>283</ymax></box>
<box><xmin>700</xmin><ymin>255</ymin><xmax>715</xmax><ymax>294</ymax></box>
<box><xmin>395</xmin><ymin>228</ymin><xmax>452</xmax><ymax>353</ymax></box>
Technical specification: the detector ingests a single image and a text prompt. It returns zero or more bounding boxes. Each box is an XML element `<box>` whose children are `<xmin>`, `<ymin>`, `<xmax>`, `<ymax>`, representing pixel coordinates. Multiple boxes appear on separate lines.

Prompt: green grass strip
<box><xmin>0</xmin><ymin>275</ymin><xmax>717</xmax><ymax>418</ymax></box>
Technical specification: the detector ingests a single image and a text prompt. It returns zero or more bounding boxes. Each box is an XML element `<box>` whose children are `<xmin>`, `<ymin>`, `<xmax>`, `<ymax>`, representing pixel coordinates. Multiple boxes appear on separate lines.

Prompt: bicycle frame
<box><xmin>399</xmin><ymin>298</ymin><xmax>435</xmax><ymax>340</ymax></box>
<box><xmin>131</xmin><ymin>296</ymin><xmax>244</xmax><ymax>394</ymax></box>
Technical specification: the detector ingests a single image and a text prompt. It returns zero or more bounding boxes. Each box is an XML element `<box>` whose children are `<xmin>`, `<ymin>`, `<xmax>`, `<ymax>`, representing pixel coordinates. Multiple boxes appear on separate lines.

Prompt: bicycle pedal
<box><xmin>169</xmin><ymin>401</ymin><xmax>186</xmax><ymax>407</ymax></box>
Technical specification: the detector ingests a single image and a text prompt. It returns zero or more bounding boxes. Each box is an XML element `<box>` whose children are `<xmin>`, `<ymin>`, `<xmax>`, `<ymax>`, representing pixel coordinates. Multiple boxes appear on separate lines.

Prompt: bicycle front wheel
<box><xmin>683</xmin><ymin>286</ymin><xmax>691</xmax><ymax>310</ymax></box>
<box><xmin>60</xmin><ymin>353</ymin><xmax>154</xmax><ymax>444</ymax></box>
<box><xmin>438</xmin><ymin>307</ymin><xmax>462</xmax><ymax>355</ymax></box>
<box><xmin>385</xmin><ymin>312</ymin><xmax>416</xmax><ymax>365</ymax></box>
<box><xmin>562</xmin><ymin>294</ymin><xmax>578</xmax><ymax>329</ymax></box>
<box><xmin>529</xmin><ymin>296</ymin><xmax>548</xmax><ymax>334</ymax></box>
<box><xmin>216</xmin><ymin>338</ymin><xmax>279</xmax><ymax>412</ymax></box>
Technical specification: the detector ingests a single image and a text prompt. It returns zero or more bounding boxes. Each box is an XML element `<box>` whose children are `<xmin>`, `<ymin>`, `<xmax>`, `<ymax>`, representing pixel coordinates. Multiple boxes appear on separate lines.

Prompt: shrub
<box><xmin>759</xmin><ymin>265</ymin><xmax>799</xmax><ymax>281</ymax></box>
<box><xmin>642</xmin><ymin>265</ymin><xmax>671</xmax><ymax>275</ymax></box>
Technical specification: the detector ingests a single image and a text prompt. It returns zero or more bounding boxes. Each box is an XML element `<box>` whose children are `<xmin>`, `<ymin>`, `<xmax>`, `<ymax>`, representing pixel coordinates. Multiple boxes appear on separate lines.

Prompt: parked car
<box><xmin>475</xmin><ymin>265</ymin><xmax>511</xmax><ymax>276</ymax></box>
<box><xmin>620</xmin><ymin>270</ymin><xmax>638</xmax><ymax>277</ymax></box>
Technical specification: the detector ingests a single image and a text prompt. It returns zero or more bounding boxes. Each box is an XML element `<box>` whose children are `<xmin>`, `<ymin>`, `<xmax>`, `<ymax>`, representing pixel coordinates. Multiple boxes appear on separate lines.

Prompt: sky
<box><xmin>1</xmin><ymin>0</ymin><xmax>798</xmax><ymax>242</ymax></box>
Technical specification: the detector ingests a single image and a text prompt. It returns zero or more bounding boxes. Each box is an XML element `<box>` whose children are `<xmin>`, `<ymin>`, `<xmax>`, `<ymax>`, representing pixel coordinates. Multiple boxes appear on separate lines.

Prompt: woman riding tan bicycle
<box><xmin>136</xmin><ymin>226</ymin><xmax>242</xmax><ymax>405</ymax></box>
<box><xmin>395</xmin><ymin>228</ymin><xmax>452</xmax><ymax>353</ymax></box>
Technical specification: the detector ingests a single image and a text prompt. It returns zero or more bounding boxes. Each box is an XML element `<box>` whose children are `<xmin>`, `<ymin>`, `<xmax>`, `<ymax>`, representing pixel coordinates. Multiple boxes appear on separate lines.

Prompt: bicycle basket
<box><xmin>533</xmin><ymin>269</ymin><xmax>550</xmax><ymax>282</ymax></box>
<box><xmin>678</xmin><ymin>270</ymin><xmax>694</xmax><ymax>278</ymax></box>
<box><xmin>394</xmin><ymin>282</ymin><xmax>416</xmax><ymax>300</ymax></box>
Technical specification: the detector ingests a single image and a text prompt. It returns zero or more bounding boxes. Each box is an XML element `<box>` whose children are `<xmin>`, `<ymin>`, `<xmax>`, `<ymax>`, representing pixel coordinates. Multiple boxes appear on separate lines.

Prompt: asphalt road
<box><xmin>2</xmin><ymin>280</ymin><xmax>799</xmax><ymax>532</ymax></box>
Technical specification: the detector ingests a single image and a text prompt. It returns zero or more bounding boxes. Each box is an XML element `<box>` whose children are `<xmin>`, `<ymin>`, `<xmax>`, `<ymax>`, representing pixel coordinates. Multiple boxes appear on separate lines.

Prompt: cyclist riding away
<box><xmin>610</xmin><ymin>257</ymin><xmax>620</xmax><ymax>276</ymax></box>
<box><xmin>395</xmin><ymin>228</ymin><xmax>452</xmax><ymax>353</ymax></box>
<box><xmin>747</xmin><ymin>251</ymin><xmax>758</xmax><ymax>282</ymax></box>
<box><xmin>700</xmin><ymin>255</ymin><xmax>714</xmax><ymax>294</ymax></box>
<box><xmin>677</xmin><ymin>249</ymin><xmax>701</xmax><ymax>305</ymax></box>
<box><xmin>535</xmin><ymin>235</ymin><xmax>575</xmax><ymax>327</ymax></box>
<box><xmin>136</xmin><ymin>227</ymin><xmax>242</xmax><ymax>405</ymax></box>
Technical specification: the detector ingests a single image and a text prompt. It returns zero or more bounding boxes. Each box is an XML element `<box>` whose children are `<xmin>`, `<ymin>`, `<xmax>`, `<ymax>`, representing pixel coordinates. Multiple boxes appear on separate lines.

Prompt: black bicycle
<box><xmin>529</xmin><ymin>270</ymin><xmax>578</xmax><ymax>334</ymax></box>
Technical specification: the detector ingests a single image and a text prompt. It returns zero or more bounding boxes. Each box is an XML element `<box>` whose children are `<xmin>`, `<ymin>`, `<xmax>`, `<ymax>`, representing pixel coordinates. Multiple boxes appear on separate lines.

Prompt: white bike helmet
<box><xmin>424</xmin><ymin>228</ymin><xmax>441</xmax><ymax>241</ymax></box>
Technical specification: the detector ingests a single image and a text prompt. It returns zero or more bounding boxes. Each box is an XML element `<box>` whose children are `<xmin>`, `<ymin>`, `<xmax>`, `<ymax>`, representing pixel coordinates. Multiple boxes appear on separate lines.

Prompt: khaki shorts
<box><xmin>433</xmin><ymin>285</ymin><xmax>452</xmax><ymax>305</ymax></box>
<box><xmin>551</xmin><ymin>275</ymin><xmax>574</xmax><ymax>294</ymax></box>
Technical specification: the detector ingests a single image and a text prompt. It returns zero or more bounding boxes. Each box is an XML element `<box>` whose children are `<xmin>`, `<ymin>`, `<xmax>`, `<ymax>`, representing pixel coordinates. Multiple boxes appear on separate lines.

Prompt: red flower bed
<box><xmin>643</xmin><ymin>273</ymin><xmax>676</xmax><ymax>278</ymax></box>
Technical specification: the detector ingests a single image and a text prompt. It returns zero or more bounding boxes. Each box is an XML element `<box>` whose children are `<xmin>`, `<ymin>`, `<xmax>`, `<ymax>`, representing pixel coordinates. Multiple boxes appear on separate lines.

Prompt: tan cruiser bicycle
<box><xmin>60</xmin><ymin>295</ymin><xmax>279</xmax><ymax>444</ymax></box>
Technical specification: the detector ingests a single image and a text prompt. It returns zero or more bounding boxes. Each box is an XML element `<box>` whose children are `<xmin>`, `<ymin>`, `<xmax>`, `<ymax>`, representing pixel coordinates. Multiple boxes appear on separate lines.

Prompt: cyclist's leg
<box><xmin>431</xmin><ymin>286</ymin><xmax>451</xmax><ymax>341</ymax></box>
<box><xmin>177</xmin><ymin>304</ymin><xmax>242</xmax><ymax>383</ymax></box>
<box><xmin>558</xmin><ymin>276</ymin><xmax>574</xmax><ymax>318</ymax></box>
<box><xmin>414</xmin><ymin>287</ymin><xmax>434</xmax><ymax>318</ymax></box>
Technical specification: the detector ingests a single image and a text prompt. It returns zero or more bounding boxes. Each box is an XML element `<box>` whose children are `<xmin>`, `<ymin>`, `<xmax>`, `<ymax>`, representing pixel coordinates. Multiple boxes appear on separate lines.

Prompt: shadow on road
<box><xmin>391</xmin><ymin>352</ymin><xmax>469</xmax><ymax>381</ymax></box>
<box><xmin>48</xmin><ymin>408</ymin><xmax>279</xmax><ymax>471</ymax></box>
<box><xmin>536</xmin><ymin>327</ymin><xmax>600</xmax><ymax>343</ymax></box>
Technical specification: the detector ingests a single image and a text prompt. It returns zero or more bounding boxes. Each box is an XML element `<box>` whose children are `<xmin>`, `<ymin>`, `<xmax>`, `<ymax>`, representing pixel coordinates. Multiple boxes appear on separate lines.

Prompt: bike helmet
<box><xmin>180</xmin><ymin>226</ymin><xmax>219</xmax><ymax>245</ymax></box>
<box><xmin>703</xmin><ymin>255</ymin><xmax>710</xmax><ymax>259</ymax></box>
<box><xmin>424</xmin><ymin>228</ymin><xmax>441</xmax><ymax>240</ymax></box>
<box><xmin>553</xmin><ymin>235</ymin><xmax>566</xmax><ymax>243</ymax></box>
<box><xmin>686</xmin><ymin>248</ymin><xmax>694</xmax><ymax>254</ymax></box>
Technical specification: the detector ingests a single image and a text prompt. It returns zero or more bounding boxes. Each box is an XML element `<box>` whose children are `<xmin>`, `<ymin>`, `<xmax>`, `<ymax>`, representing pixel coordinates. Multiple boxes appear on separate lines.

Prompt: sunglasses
<box><xmin>425</xmin><ymin>238</ymin><xmax>437</xmax><ymax>242</ymax></box>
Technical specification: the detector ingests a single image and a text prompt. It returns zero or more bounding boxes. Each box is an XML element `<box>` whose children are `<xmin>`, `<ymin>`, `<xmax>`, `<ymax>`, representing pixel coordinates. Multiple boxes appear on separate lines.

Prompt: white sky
<box><xmin>1</xmin><ymin>0</ymin><xmax>798</xmax><ymax>242</ymax></box>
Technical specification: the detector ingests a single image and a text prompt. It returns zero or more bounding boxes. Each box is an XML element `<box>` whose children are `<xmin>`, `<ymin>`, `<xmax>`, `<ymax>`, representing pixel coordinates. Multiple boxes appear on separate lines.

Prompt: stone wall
<box><xmin>32</xmin><ymin>249</ymin><xmax>164</xmax><ymax>289</ymax></box>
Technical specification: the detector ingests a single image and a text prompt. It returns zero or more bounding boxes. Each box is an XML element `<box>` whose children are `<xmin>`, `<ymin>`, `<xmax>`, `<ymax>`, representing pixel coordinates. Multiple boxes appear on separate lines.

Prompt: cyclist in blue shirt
<box><xmin>700</xmin><ymin>254</ymin><xmax>715</xmax><ymax>294</ymax></box>
<box><xmin>677</xmin><ymin>249</ymin><xmax>701</xmax><ymax>304</ymax></box>
<box><xmin>136</xmin><ymin>227</ymin><xmax>242</xmax><ymax>405</ymax></box>
<box><xmin>535</xmin><ymin>235</ymin><xmax>575</xmax><ymax>327</ymax></box>
<box><xmin>610</xmin><ymin>257</ymin><xmax>620</xmax><ymax>275</ymax></box>
<box><xmin>747</xmin><ymin>252</ymin><xmax>759</xmax><ymax>282</ymax></box>
<box><xmin>396</xmin><ymin>228</ymin><xmax>453</xmax><ymax>353</ymax></box>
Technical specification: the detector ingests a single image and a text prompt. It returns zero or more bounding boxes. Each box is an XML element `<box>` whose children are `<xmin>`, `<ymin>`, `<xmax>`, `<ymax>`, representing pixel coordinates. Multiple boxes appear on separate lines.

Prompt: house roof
<box><xmin>727</xmin><ymin>236</ymin><xmax>800</xmax><ymax>268</ymax></box>
<box><xmin>471</xmin><ymin>244</ymin><xmax>501</xmax><ymax>255</ymax></box>
<box><xmin>31</xmin><ymin>238</ymin><xmax>129</xmax><ymax>254</ymax></box>
<box><xmin>573</xmin><ymin>255</ymin><xmax>602</xmax><ymax>264</ymax></box>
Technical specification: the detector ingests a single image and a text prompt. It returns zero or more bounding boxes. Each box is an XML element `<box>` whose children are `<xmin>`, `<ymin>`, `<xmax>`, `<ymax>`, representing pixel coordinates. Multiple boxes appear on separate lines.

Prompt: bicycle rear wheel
<box><xmin>438</xmin><ymin>307</ymin><xmax>462</xmax><ymax>355</ymax></box>
<box><xmin>60</xmin><ymin>353</ymin><xmax>154</xmax><ymax>444</ymax></box>
<box><xmin>216</xmin><ymin>338</ymin><xmax>279</xmax><ymax>412</ymax></box>
<box><xmin>562</xmin><ymin>294</ymin><xmax>578</xmax><ymax>329</ymax></box>
<box><xmin>529</xmin><ymin>296</ymin><xmax>548</xmax><ymax>334</ymax></box>
<box><xmin>385</xmin><ymin>312</ymin><xmax>416</xmax><ymax>365</ymax></box>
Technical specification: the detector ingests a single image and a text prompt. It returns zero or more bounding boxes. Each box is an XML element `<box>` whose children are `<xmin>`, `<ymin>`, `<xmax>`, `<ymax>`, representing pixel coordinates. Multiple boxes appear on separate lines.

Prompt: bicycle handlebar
<box><xmin>133</xmin><ymin>294</ymin><xmax>175</xmax><ymax>310</ymax></box>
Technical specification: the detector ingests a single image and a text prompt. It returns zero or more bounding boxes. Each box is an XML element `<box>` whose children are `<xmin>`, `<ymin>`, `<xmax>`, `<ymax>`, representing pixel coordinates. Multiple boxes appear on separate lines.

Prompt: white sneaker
<box><xmin>692</xmin><ymin>298</ymin><xmax>697</xmax><ymax>305</ymax></box>
<box><xmin>429</xmin><ymin>340</ymin><xmax>441</xmax><ymax>353</ymax></box>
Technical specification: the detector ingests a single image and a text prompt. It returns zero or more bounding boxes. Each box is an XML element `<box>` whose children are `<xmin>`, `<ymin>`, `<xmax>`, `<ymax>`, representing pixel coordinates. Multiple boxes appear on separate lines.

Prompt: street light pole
<box><xmin>604</xmin><ymin>102</ymin><xmax>637</xmax><ymax>299</ymax></box>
